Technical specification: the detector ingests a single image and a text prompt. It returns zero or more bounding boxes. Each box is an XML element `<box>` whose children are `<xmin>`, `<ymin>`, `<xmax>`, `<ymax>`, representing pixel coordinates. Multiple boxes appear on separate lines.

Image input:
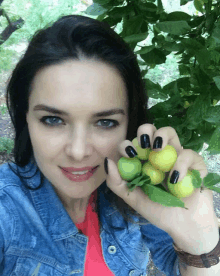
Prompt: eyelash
<box><xmin>39</xmin><ymin>116</ymin><xmax>119</xmax><ymax>130</ymax></box>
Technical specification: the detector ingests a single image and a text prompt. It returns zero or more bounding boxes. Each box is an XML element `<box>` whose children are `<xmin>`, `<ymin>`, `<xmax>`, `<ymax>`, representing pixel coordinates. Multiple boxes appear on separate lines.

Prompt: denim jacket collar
<box><xmin>9</xmin><ymin>161</ymin><xmax>118</xmax><ymax>240</ymax></box>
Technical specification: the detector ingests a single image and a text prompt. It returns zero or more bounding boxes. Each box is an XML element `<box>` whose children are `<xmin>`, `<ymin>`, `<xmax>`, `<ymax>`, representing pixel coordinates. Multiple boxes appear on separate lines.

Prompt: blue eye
<box><xmin>40</xmin><ymin>116</ymin><xmax>63</xmax><ymax>126</ymax></box>
<box><xmin>39</xmin><ymin>116</ymin><xmax>119</xmax><ymax>130</ymax></box>
<box><xmin>97</xmin><ymin>119</ymin><xmax>119</xmax><ymax>129</ymax></box>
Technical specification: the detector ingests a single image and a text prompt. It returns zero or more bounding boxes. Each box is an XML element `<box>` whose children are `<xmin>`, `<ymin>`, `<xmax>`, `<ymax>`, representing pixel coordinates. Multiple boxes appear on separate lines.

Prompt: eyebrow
<box><xmin>33</xmin><ymin>104</ymin><xmax>125</xmax><ymax>117</ymax></box>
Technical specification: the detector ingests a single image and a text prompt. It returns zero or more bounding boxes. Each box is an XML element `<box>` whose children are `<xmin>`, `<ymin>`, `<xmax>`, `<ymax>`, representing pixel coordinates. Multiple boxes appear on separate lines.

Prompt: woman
<box><xmin>0</xmin><ymin>14</ymin><xmax>219</xmax><ymax>276</ymax></box>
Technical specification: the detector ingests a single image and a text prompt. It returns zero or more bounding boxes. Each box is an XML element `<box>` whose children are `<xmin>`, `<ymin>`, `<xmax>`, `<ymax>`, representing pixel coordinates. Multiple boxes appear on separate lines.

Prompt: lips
<box><xmin>60</xmin><ymin>166</ymin><xmax>99</xmax><ymax>182</ymax></box>
<box><xmin>61</xmin><ymin>165</ymin><xmax>99</xmax><ymax>173</ymax></box>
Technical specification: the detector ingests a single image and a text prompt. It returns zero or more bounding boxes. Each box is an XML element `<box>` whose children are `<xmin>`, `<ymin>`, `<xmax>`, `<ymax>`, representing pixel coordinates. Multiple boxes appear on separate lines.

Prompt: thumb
<box><xmin>105</xmin><ymin>157</ymin><xmax>127</xmax><ymax>194</ymax></box>
<box><xmin>105</xmin><ymin>157</ymin><xmax>143</xmax><ymax>211</ymax></box>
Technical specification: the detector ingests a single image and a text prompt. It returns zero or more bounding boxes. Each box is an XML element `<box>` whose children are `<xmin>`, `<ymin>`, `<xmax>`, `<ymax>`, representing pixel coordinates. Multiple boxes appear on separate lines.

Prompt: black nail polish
<box><xmin>125</xmin><ymin>146</ymin><xmax>137</xmax><ymax>158</ymax></box>
<box><xmin>153</xmin><ymin>136</ymin><xmax>163</xmax><ymax>149</ymax></box>
<box><xmin>104</xmin><ymin>157</ymin><xmax>108</xmax><ymax>175</ymax></box>
<box><xmin>170</xmin><ymin>170</ymin><xmax>180</xmax><ymax>184</ymax></box>
<box><xmin>140</xmin><ymin>134</ymin><xmax>150</xmax><ymax>148</ymax></box>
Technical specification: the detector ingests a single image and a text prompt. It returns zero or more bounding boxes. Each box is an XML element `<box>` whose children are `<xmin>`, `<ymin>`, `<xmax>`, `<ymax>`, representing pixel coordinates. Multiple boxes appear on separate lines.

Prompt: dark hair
<box><xmin>6</xmin><ymin>14</ymin><xmax>153</xmax><ymax>225</ymax></box>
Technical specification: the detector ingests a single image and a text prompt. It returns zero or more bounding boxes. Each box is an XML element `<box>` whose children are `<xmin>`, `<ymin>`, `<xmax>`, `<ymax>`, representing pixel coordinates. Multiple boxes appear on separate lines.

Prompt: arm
<box><xmin>173</xmin><ymin>225</ymin><xmax>220</xmax><ymax>276</ymax></box>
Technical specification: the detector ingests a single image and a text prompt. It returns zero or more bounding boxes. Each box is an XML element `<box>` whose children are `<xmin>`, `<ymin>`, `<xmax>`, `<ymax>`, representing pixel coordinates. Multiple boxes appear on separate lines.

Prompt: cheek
<box><xmin>99</xmin><ymin>131</ymin><xmax>126</xmax><ymax>162</ymax></box>
<box><xmin>27</xmin><ymin>123</ymin><xmax>60</xmax><ymax>157</ymax></box>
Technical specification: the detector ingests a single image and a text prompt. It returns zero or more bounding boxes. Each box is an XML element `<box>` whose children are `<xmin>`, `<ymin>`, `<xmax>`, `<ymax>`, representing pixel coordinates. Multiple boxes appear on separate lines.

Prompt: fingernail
<box><xmin>140</xmin><ymin>134</ymin><xmax>150</xmax><ymax>148</ymax></box>
<box><xmin>104</xmin><ymin>157</ymin><xmax>108</xmax><ymax>175</ymax></box>
<box><xmin>170</xmin><ymin>170</ymin><xmax>180</xmax><ymax>184</ymax></box>
<box><xmin>153</xmin><ymin>136</ymin><xmax>163</xmax><ymax>149</ymax></box>
<box><xmin>125</xmin><ymin>146</ymin><xmax>137</xmax><ymax>158</ymax></box>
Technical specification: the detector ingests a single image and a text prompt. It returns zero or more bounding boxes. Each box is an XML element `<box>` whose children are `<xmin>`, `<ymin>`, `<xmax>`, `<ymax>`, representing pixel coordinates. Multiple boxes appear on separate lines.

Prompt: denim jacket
<box><xmin>0</xmin><ymin>161</ymin><xmax>181</xmax><ymax>276</ymax></box>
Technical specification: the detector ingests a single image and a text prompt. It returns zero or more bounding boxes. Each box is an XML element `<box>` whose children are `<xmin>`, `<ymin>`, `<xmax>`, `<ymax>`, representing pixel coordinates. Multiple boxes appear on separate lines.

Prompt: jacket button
<box><xmin>108</xmin><ymin>245</ymin><xmax>116</xmax><ymax>254</ymax></box>
<box><xmin>129</xmin><ymin>270</ymin><xmax>135</xmax><ymax>276</ymax></box>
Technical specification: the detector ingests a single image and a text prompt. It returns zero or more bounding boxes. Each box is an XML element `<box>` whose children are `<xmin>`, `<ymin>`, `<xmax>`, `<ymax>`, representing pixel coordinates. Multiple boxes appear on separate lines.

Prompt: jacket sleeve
<box><xmin>0</xmin><ymin>189</ymin><xmax>14</xmax><ymax>274</ymax></box>
<box><xmin>140</xmin><ymin>223</ymin><xmax>182</xmax><ymax>276</ymax></box>
<box><xmin>0</xmin><ymin>231</ymin><xmax>3</xmax><ymax>275</ymax></box>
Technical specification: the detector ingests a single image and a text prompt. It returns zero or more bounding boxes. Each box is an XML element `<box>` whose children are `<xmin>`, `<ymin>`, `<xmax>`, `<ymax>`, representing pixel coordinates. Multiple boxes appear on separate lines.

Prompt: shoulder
<box><xmin>0</xmin><ymin>162</ymin><xmax>21</xmax><ymax>190</ymax></box>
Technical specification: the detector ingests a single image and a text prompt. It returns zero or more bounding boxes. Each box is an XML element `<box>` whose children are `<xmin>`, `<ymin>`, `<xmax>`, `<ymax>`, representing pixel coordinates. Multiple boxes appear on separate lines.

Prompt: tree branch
<box><xmin>0</xmin><ymin>17</ymin><xmax>24</xmax><ymax>45</ymax></box>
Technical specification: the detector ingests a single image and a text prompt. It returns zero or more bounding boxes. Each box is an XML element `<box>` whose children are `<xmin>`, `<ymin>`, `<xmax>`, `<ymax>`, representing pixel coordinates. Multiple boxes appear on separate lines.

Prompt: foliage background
<box><xmin>0</xmin><ymin>1</ymin><xmax>220</xmax><ymax>275</ymax></box>
<box><xmin>1</xmin><ymin>0</ymin><xmax>219</xmax><ymax>174</ymax></box>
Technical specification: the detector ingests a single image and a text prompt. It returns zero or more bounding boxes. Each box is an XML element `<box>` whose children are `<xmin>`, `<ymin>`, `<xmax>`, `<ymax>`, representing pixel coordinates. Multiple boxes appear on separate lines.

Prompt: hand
<box><xmin>105</xmin><ymin>124</ymin><xmax>219</xmax><ymax>254</ymax></box>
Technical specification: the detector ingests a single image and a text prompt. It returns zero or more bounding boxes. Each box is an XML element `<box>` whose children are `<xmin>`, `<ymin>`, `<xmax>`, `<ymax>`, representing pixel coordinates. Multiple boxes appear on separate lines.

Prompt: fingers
<box><xmin>168</xmin><ymin>149</ymin><xmax>208</xmax><ymax>182</ymax></box>
<box><xmin>137</xmin><ymin>123</ymin><xmax>157</xmax><ymax>149</ymax></box>
<box><xmin>149</xmin><ymin>126</ymin><xmax>183</xmax><ymax>155</ymax></box>
<box><xmin>118</xmin><ymin>124</ymin><xmax>182</xmax><ymax>158</ymax></box>
<box><xmin>117</xmin><ymin>124</ymin><xmax>207</xmax><ymax>185</ymax></box>
<box><xmin>118</xmin><ymin>124</ymin><xmax>157</xmax><ymax>158</ymax></box>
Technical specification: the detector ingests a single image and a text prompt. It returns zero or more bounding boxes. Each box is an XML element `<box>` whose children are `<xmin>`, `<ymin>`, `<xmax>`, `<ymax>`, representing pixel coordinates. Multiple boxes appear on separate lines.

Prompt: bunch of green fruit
<box><xmin>117</xmin><ymin>137</ymin><xmax>220</xmax><ymax>209</ymax></box>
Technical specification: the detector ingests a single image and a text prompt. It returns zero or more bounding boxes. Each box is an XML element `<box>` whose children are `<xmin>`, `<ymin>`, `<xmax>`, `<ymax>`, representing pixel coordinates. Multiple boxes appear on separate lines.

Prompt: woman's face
<box><xmin>26</xmin><ymin>60</ymin><xmax>129</xmax><ymax>205</ymax></box>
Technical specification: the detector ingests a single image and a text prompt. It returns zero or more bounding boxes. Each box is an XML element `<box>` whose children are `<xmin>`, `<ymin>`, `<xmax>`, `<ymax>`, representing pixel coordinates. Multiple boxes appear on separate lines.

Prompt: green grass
<box><xmin>0</xmin><ymin>104</ymin><xmax>7</xmax><ymax>115</ymax></box>
<box><xmin>0</xmin><ymin>136</ymin><xmax>14</xmax><ymax>154</ymax></box>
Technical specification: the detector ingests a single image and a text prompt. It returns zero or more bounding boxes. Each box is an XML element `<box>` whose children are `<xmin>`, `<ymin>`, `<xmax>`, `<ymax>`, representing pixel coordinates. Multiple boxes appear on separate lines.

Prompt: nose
<box><xmin>65</xmin><ymin>125</ymin><xmax>92</xmax><ymax>161</ymax></box>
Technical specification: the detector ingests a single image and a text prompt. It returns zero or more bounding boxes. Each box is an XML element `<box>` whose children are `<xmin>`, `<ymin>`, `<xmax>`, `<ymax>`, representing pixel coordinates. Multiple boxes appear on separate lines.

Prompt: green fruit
<box><xmin>194</xmin><ymin>0</ymin><xmax>205</xmax><ymax>13</ymax></box>
<box><xmin>149</xmin><ymin>145</ymin><xmax>177</xmax><ymax>172</ymax></box>
<box><xmin>132</xmin><ymin>137</ymin><xmax>151</xmax><ymax>161</ymax></box>
<box><xmin>142</xmin><ymin>162</ymin><xmax>165</xmax><ymax>185</ymax></box>
<box><xmin>117</xmin><ymin>157</ymin><xmax>142</xmax><ymax>181</ymax></box>
<box><xmin>167</xmin><ymin>171</ymin><xmax>195</xmax><ymax>198</ymax></box>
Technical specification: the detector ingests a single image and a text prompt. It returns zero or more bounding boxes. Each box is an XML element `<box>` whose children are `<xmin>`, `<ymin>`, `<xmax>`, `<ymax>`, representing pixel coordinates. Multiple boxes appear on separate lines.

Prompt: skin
<box><xmin>25</xmin><ymin>59</ymin><xmax>220</xmax><ymax>274</ymax></box>
<box><xmin>26</xmin><ymin>59</ymin><xmax>129</xmax><ymax>224</ymax></box>
<box><xmin>108</xmin><ymin>126</ymin><xmax>219</xmax><ymax>258</ymax></box>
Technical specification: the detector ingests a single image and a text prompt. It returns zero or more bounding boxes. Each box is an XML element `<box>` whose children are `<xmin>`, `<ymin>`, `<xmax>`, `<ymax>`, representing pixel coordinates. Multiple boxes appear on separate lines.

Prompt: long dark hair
<box><xmin>6</xmin><ymin>14</ymin><xmax>153</xmax><ymax>225</ymax></box>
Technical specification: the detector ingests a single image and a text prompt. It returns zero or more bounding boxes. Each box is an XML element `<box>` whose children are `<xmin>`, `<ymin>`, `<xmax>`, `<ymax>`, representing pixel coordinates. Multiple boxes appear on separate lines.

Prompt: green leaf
<box><xmin>210</xmin><ymin>51</ymin><xmax>220</xmax><ymax>64</ymax></box>
<box><xmin>123</xmin><ymin>32</ymin><xmax>148</xmax><ymax>44</ymax></box>
<box><xmin>150</xmin><ymin>95</ymin><xmax>182</xmax><ymax>117</ymax></box>
<box><xmin>203</xmin><ymin>106</ymin><xmax>220</xmax><ymax>125</ymax></box>
<box><xmin>84</xmin><ymin>3</ymin><xmax>108</xmax><ymax>16</ymax></box>
<box><xmin>144</xmin><ymin>79</ymin><xmax>167</xmax><ymax>100</ymax></box>
<box><xmin>93</xmin><ymin>0</ymin><xmax>111</xmax><ymax>4</ymax></box>
<box><xmin>191</xmin><ymin>170</ymin><xmax>202</xmax><ymax>188</ymax></box>
<box><xmin>207</xmin><ymin>126</ymin><xmax>220</xmax><ymax>155</ymax></box>
<box><xmin>120</xmin><ymin>15</ymin><xmax>144</xmax><ymax>37</ymax></box>
<box><xmin>136</xmin><ymin>1</ymin><xmax>157</xmax><ymax>12</ymax></box>
<box><xmin>141</xmin><ymin>184</ymin><xmax>186</xmax><ymax>208</ymax></box>
<box><xmin>135</xmin><ymin>45</ymin><xmax>155</xmax><ymax>55</ymax></box>
<box><xmin>156</xmin><ymin>21</ymin><xmax>191</xmax><ymax>35</ymax></box>
<box><xmin>213</xmin><ymin>76</ymin><xmax>220</xmax><ymax>90</ymax></box>
<box><xmin>206</xmin><ymin>186</ymin><xmax>220</xmax><ymax>193</ymax></box>
<box><xmin>212</xmin><ymin>25</ymin><xmax>220</xmax><ymax>45</ymax></box>
<box><xmin>108</xmin><ymin>5</ymin><xmax>133</xmax><ymax>19</ymax></box>
<box><xmin>162</xmin><ymin>42</ymin><xmax>184</xmax><ymax>52</ymax></box>
<box><xmin>166</xmin><ymin>12</ymin><xmax>192</xmax><ymax>22</ymax></box>
<box><xmin>140</xmin><ymin>48</ymin><xmax>166</xmax><ymax>65</ymax></box>
<box><xmin>194</xmin><ymin>0</ymin><xmax>204</xmax><ymax>13</ymax></box>
<box><xmin>181</xmin><ymin>0</ymin><xmax>193</xmax><ymax>5</ymax></box>
<box><xmin>203</xmin><ymin>173</ymin><xmax>220</xmax><ymax>187</ymax></box>
<box><xmin>157</xmin><ymin>0</ymin><xmax>164</xmax><ymax>14</ymax></box>
<box><xmin>177</xmin><ymin>77</ymin><xmax>191</xmax><ymax>92</ymax></box>
<box><xmin>181</xmin><ymin>38</ymin><xmax>204</xmax><ymax>52</ymax></box>
<box><xmin>162</xmin><ymin>80</ymin><xmax>179</xmax><ymax>96</ymax></box>
<box><xmin>101</xmin><ymin>16</ymin><xmax>121</xmax><ymax>27</ymax></box>
<box><xmin>127</xmin><ymin>174</ymin><xmax>151</xmax><ymax>192</ymax></box>
<box><xmin>185</xmin><ymin>93</ymin><xmax>211</xmax><ymax>130</ymax></box>
<box><xmin>179</xmin><ymin>64</ymin><xmax>191</xmax><ymax>75</ymax></box>
<box><xmin>196</xmin><ymin>49</ymin><xmax>211</xmax><ymax>66</ymax></box>
<box><xmin>130</xmin><ymin>174</ymin><xmax>151</xmax><ymax>186</ymax></box>
<box><xmin>156</xmin><ymin>183</ymin><xmax>168</xmax><ymax>192</ymax></box>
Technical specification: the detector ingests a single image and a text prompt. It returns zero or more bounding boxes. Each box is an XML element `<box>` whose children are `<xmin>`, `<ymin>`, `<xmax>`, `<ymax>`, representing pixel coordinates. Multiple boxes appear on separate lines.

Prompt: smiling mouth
<box><xmin>60</xmin><ymin>165</ymin><xmax>99</xmax><ymax>174</ymax></box>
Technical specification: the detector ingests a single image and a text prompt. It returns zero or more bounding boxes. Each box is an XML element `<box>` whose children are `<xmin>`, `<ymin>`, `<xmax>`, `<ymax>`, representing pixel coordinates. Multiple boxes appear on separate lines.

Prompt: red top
<box><xmin>75</xmin><ymin>189</ymin><xmax>114</xmax><ymax>276</ymax></box>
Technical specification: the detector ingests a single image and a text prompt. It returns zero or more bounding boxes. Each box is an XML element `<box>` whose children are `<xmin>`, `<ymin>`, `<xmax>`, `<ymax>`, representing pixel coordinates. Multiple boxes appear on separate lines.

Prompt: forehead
<box><xmin>29</xmin><ymin>60</ymin><xmax>129</xmax><ymax>112</ymax></box>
